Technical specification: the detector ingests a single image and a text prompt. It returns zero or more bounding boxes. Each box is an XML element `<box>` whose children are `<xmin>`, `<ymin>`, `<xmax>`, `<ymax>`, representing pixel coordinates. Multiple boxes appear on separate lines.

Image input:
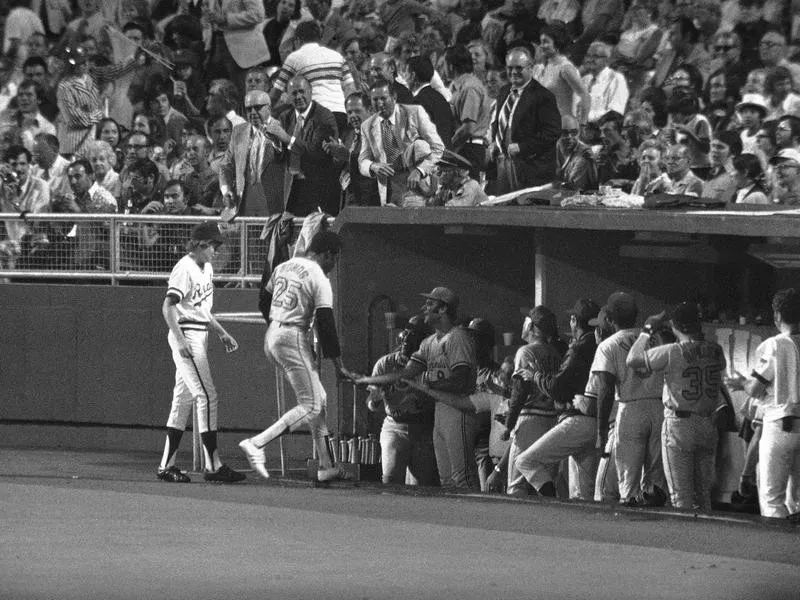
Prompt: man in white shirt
<box><xmin>30</xmin><ymin>132</ymin><xmax>71</xmax><ymax>200</ymax></box>
<box><xmin>0</xmin><ymin>144</ymin><xmax>50</xmax><ymax>245</ymax></box>
<box><xmin>0</xmin><ymin>79</ymin><xmax>56</xmax><ymax>152</ymax></box>
<box><xmin>580</xmin><ymin>41</ymin><xmax>629</xmax><ymax>124</ymax></box>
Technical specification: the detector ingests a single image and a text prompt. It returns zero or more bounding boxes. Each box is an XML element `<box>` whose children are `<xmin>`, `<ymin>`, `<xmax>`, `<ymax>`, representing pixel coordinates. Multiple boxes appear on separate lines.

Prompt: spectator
<box><xmin>776</xmin><ymin>115</ymin><xmax>800</xmax><ymax>150</ymax></box>
<box><xmin>466</xmin><ymin>39</ymin><xmax>492</xmax><ymax>83</ymax></box>
<box><xmin>366</xmin><ymin>315</ymin><xmax>439</xmax><ymax>486</ymax></box>
<box><xmin>742</xmin><ymin>67</ymin><xmax>768</xmax><ymax>96</ymax></box>
<box><xmin>664</xmin><ymin>144</ymin><xmax>704</xmax><ymax>196</ymax></box>
<box><xmin>732</xmin><ymin>152</ymin><xmax>770</xmax><ymax>203</ymax></box>
<box><xmin>734</xmin><ymin>0</ymin><xmax>772</xmax><ymax>68</ymax></box>
<box><xmin>176</xmin><ymin>134</ymin><xmax>219</xmax><ymax>214</ymax></box>
<box><xmin>379</xmin><ymin>0</ymin><xmax>435</xmax><ymax>52</ymax></box>
<box><xmin>244</xmin><ymin>66</ymin><xmax>271</xmax><ymax>94</ymax></box>
<box><xmin>770</xmin><ymin>148</ymin><xmax>800</xmax><ymax>203</ymax></box>
<box><xmin>219</xmin><ymin>90</ymin><xmax>286</xmax><ymax>217</ymax></box>
<box><xmin>22</xmin><ymin>56</ymin><xmax>57</xmax><ymax>122</ymax></box>
<box><xmin>757</xmin><ymin>121</ymin><xmax>779</xmax><ymax>174</ymax></box>
<box><xmin>263</xmin><ymin>0</ymin><xmax>302</xmax><ymax>67</ymax></box>
<box><xmin>596</xmin><ymin>110</ymin><xmax>637</xmax><ymax>186</ymax></box>
<box><xmin>652</xmin><ymin>18</ymin><xmax>709</xmax><ymax>89</ymax></box>
<box><xmin>764</xmin><ymin>66</ymin><xmax>800</xmax><ymax>121</ymax></box>
<box><xmin>555</xmin><ymin>114</ymin><xmax>597</xmax><ymax>192</ymax></box>
<box><xmin>627</xmin><ymin>302</ymin><xmax>728</xmax><ymax>512</ymax></box>
<box><xmin>703</xmin><ymin>131</ymin><xmax>743</xmax><ymax>203</ymax></box>
<box><xmin>147</xmin><ymin>82</ymin><xmax>189</xmax><ymax>148</ymax></box>
<box><xmin>736</xmin><ymin>93</ymin><xmax>769</xmax><ymax>154</ymax></box>
<box><xmin>206</xmin><ymin>79</ymin><xmax>245</xmax><ymax>129</ymax></box>
<box><xmin>704</xmin><ymin>70</ymin><xmax>736</xmax><ymax>135</ymax></box>
<box><xmin>131</xmin><ymin>111</ymin><xmax>167</xmax><ymax>150</ymax></box>
<box><xmin>490</xmin><ymin>47</ymin><xmax>560</xmax><ymax>194</ymax></box>
<box><xmin>445</xmin><ymin>45</ymin><xmax>491</xmax><ymax>177</ymax></box>
<box><xmin>667</xmin><ymin>86</ymin><xmax>712</xmax><ymax>178</ymax></box>
<box><xmin>207</xmin><ymin>115</ymin><xmax>232</xmax><ymax>175</ymax></box>
<box><xmin>0</xmin><ymin>144</ymin><xmax>49</xmax><ymax>250</ymax></box>
<box><xmin>431</xmin><ymin>149</ymin><xmax>487</xmax><ymax>206</ymax></box>
<box><xmin>484</xmin><ymin>66</ymin><xmax>507</xmax><ymax>102</ymax></box>
<box><xmin>358</xmin><ymin>78</ymin><xmax>444</xmax><ymax>206</ymax></box>
<box><xmin>511</xmin><ymin>299</ymin><xmax>601</xmax><ymax>501</ymax></box>
<box><xmin>205</xmin><ymin>0</ymin><xmax>269</xmax><ymax>90</ymax></box>
<box><xmin>122</xmin><ymin>131</ymin><xmax>169</xmax><ymax>182</ymax></box>
<box><xmin>0</xmin><ymin>78</ymin><xmax>56</xmax><ymax>153</ymax></box>
<box><xmin>96</xmin><ymin>117</ymin><xmax>124</xmax><ymax>168</ymax></box>
<box><xmin>504</xmin><ymin>306</ymin><xmax>565</xmax><ymax>497</ymax></box>
<box><xmin>30</xmin><ymin>132</ymin><xmax>70</xmax><ymax>199</ymax></box>
<box><xmin>261</xmin><ymin>76</ymin><xmax>340</xmax><ymax>216</ymax></box>
<box><xmin>621</xmin><ymin>109</ymin><xmax>656</xmax><ymax>154</ymax></box>
<box><xmin>121</xmin><ymin>157</ymin><xmax>162</xmax><ymax>213</ymax></box>
<box><xmin>612</xmin><ymin>0</ymin><xmax>663</xmax><ymax>96</ymax></box>
<box><xmin>708</xmin><ymin>31</ymin><xmax>749</xmax><ymax>100</ymax></box>
<box><xmin>29</xmin><ymin>0</ymin><xmax>71</xmax><ymax>41</ymax></box>
<box><xmin>3</xmin><ymin>0</ymin><xmax>45</xmax><ymax>56</ymax></box>
<box><xmin>406</xmin><ymin>55</ymin><xmax>455</xmax><ymax>153</ymax></box>
<box><xmin>638</xmin><ymin>86</ymin><xmax>669</xmax><ymax>136</ymax></box>
<box><xmin>758</xmin><ymin>29</ymin><xmax>800</xmax><ymax>90</ymax></box>
<box><xmin>533</xmin><ymin>22</ymin><xmax>590</xmax><ymax>125</ymax></box>
<box><xmin>56</xmin><ymin>45</ymin><xmax>104</xmax><ymax>155</ymax></box>
<box><xmin>307</xmin><ymin>0</ymin><xmax>354</xmax><ymax>51</ymax></box>
<box><xmin>169</xmin><ymin>50</ymin><xmax>205</xmax><ymax>121</ymax></box>
<box><xmin>81</xmin><ymin>139</ymin><xmax>121</xmax><ymax>198</ymax></box>
<box><xmin>368</xmin><ymin>53</ymin><xmax>414</xmax><ymax>104</ymax></box>
<box><xmin>323</xmin><ymin>91</ymin><xmax>379</xmax><ymax>207</ymax></box>
<box><xmin>62</xmin><ymin>0</ymin><xmax>113</xmax><ymax>63</ymax></box>
<box><xmin>630</xmin><ymin>139</ymin><xmax>671</xmax><ymax>196</ymax></box>
<box><xmin>581</xmin><ymin>41</ymin><xmax>629</xmax><ymax>125</ymax></box>
<box><xmin>137</xmin><ymin>179</ymin><xmax>195</xmax><ymax>271</ymax></box>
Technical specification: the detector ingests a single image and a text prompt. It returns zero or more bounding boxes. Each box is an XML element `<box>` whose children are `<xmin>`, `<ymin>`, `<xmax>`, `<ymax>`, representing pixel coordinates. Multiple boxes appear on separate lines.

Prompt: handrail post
<box><xmin>110</xmin><ymin>216</ymin><xmax>119</xmax><ymax>286</ymax></box>
<box><xmin>240</xmin><ymin>221</ymin><xmax>248</xmax><ymax>288</ymax></box>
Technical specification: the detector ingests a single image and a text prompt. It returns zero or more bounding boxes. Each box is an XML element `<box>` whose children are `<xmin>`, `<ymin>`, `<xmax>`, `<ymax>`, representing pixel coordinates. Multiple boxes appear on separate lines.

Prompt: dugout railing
<box><xmin>0</xmin><ymin>213</ymin><xmax>310</xmax><ymax>285</ymax></box>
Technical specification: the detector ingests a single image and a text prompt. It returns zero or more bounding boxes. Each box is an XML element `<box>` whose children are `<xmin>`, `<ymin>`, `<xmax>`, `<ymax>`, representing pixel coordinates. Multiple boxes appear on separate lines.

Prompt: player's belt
<box><xmin>617</xmin><ymin>397</ymin><xmax>661</xmax><ymax>403</ymax></box>
<box><xmin>275</xmin><ymin>321</ymin><xmax>309</xmax><ymax>330</ymax></box>
<box><xmin>669</xmin><ymin>409</ymin><xmax>713</xmax><ymax>418</ymax></box>
<box><xmin>467</xmin><ymin>138</ymin><xmax>487</xmax><ymax>145</ymax></box>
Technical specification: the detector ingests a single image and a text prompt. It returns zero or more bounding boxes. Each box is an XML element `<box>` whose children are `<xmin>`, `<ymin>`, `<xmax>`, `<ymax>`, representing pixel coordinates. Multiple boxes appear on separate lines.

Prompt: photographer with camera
<box><xmin>137</xmin><ymin>179</ymin><xmax>194</xmax><ymax>272</ymax></box>
<box><xmin>0</xmin><ymin>144</ymin><xmax>50</xmax><ymax>268</ymax></box>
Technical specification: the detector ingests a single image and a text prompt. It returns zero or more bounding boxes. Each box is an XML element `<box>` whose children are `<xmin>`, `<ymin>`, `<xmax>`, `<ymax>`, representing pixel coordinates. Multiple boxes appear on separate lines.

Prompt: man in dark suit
<box><xmin>263</xmin><ymin>76</ymin><xmax>341</xmax><ymax>216</ymax></box>
<box><xmin>406</xmin><ymin>55</ymin><xmax>455</xmax><ymax>150</ymax></box>
<box><xmin>323</xmin><ymin>91</ymin><xmax>380</xmax><ymax>206</ymax></box>
<box><xmin>489</xmin><ymin>47</ymin><xmax>561</xmax><ymax>194</ymax></box>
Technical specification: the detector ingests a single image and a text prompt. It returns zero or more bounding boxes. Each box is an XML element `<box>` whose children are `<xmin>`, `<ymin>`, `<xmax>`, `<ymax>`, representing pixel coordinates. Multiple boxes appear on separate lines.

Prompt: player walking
<box><xmin>627</xmin><ymin>303</ymin><xmax>727</xmax><ymax>511</ymax></box>
<box><xmin>239</xmin><ymin>230</ymin><xmax>357</xmax><ymax>482</ymax></box>
<box><xmin>157</xmin><ymin>222</ymin><xmax>246</xmax><ymax>484</ymax></box>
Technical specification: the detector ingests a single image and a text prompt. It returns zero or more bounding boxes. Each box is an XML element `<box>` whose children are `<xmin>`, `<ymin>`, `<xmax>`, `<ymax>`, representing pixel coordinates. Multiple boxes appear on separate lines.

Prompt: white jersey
<box><xmin>266</xmin><ymin>256</ymin><xmax>332</xmax><ymax>328</ymax></box>
<box><xmin>752</xmin><ymin>333</ymin><xmax>800</xmax><ymax>423</ymax></box>
<box><xmin>589</xmin><ymin>328</ymin><xmax>663</xmax><ymax>402</ymax></box>
<box><xmin>167</xmin><ymin>255</ymin><xmax>214</xmax><ymax>330</ymax></box>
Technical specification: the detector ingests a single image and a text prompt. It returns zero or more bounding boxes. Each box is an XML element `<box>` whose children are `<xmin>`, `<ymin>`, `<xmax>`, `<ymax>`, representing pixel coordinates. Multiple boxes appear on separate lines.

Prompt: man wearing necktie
<box><xmin>358</xmin><ymin>79</ymin><xmax>444</xmax><ymax>206</ymax></box>
<box><xmin>489</xmin><ymin>47</ymin><xmax>561</xmax><ymax>195</ymax></box>
<box><xmin>261</xmin><ymin>77</ymin><xmax>341</xmax><ymax>216</ymax></box>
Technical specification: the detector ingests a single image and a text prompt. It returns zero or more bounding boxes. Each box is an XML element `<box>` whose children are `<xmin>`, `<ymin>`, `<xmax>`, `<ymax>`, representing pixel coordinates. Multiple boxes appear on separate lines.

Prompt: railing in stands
<box><xmin>0</xmin><ymin>214</ymin><xmax>311</xmax><ymax>285</ymax></box>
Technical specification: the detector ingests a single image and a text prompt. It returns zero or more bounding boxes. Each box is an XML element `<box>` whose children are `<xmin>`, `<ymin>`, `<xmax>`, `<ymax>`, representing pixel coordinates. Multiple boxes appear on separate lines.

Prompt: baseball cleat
<box><xmin>239</xmin><ymin>438</ymin><xmax>270</xmax><ymax>480</ymax></box>
<box><xmin>203</xmin><ymin>464</ymin><xmax>246</xmax><ymax>483</ymax></box>
<box><xmin>157</xmin><ymin>466</ymin><xmax>191</xmax><ymax>483</ymax></box>
<box><xmin>317</xmin><ymin>465</ymin><xmax>355</xmax><ymax>482</ymax></box>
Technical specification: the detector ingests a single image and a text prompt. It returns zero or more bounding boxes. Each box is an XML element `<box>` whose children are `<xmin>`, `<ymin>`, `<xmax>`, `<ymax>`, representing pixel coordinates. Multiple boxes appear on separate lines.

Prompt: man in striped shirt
<box><xmin>270</xmin><ymin>21</ymin><xmax>356</xmax><ymax>134</ymax></box>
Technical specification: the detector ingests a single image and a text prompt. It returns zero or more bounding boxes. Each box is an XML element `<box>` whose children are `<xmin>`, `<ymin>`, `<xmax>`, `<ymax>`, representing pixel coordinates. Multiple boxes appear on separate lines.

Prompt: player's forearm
<box><xmin>626</xmin><ymin>333</ymin><xmax>650</xmax><ymax>370</ymax></box>
<box><xmin>162</xmin><ymin>302</ymin><xmax>186</xmax><ymax>342</ymax></box>
<box><xmin>207</xmin><ymin>316</ymin><xmax>228</xmax><ymax>338</ymax></box>
<box><xmin>593</xmin><ymin>373</ymin><xmax>616</xmax><ymax>440</ymax></box>
<box><xmin>414</xmin><ymin>384</ymin><xmax>476</xmax><ymax>413</ymax></box>
<box><xmin>425</xmin><ymin>365</ymin><xmax>473</xmax><ymax>393</ymax></box>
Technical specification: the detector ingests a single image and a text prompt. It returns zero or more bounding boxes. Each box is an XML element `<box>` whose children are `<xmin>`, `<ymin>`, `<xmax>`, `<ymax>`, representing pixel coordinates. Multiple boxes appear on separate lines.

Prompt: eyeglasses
<box><xmin>759</xmin><ymin>41</ymin><xmax>784</xmax><ymax>48</ymax></box>
<box><xmin>506</xmin><ymin>65</ymin><xmax>529</xmax><ymax>73</ymax></box>
<box><xmin>777</xmin><ymin>124</ymin><xmax>793</xmax><ymax>132</ymax></box>
<box><xmin>561</xmin><ymin>129</ymin><xmax>579</xmax><ymax>136</ymax></box>
<box><xmin>246</xmin><ymin>104</ymin><xmax>268</xmax><ymax>112</ymax></box>
<box><xmin>126</xmin><ymin>143</ymin><xmax>149</xmax><ymax>149</ymax></box>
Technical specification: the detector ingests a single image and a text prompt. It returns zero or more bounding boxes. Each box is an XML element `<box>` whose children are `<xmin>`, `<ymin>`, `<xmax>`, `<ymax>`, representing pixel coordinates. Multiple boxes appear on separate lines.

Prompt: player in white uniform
<box><xmin>239</xmin><ymin>231</ymin><xmax>357</xmax><ymax>482</ymax></box>
<box><xmin>743</xmin><ymin>288</ymin><xmax>800</xmax><ymax>518</ymax></box>
<box><xmin>627</xmin><ymin>303</ymin><xmax>727</xmax><ymax>511</ymax></box>
<box><xmin>157</xmin><ymin>222</ymin><xmax>246</xmax><ymax>484</ymax></box>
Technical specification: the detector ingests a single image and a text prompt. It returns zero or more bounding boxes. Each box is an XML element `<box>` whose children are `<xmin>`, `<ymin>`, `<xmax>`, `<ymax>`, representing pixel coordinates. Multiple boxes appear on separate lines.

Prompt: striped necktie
<box><xmin>495</xmin><ymin>88</ymin><xmax>519</xmax><ymax>153</ymax></box>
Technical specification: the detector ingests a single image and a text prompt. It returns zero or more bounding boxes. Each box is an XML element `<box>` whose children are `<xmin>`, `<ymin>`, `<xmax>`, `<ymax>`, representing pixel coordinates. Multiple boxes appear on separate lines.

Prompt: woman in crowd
<box><xmin>631</xmin><ymin>139</ymin><xmax>671</xmax><ymax>195</ymax></box>
<box><xmin>638</xmin><ymin>86</ymin><xmax>669</xmax><ymax>137</ymax></box>
<box><xmin>663</xmin><ymin>63</ymin><xmax>704</xmax><ymax>101</ymax></box>
<box><xmin>467</xmin><ymin>39</ymin><xmax>493</xmax><ymax>83</ymax></box>
<box><xmin>96</xmin><ymin>117</ymin><xmax>125</xmax><ymax>170</ymax></box>
<box><xmin>56</xmin><ymin>46</ymin><xmax>103</xmax><ymax>155</ymax></box>
<box><xmin>613</xmin><ymin>0</ymin><xmax>663</xmax><ymax>97</ymax></box>
<box><xmin>764</xmin><ymin>66</ymin><xmax>800</xmax><ymax>121</ymax></box>
<box><xmin>732</xmin><ymin>153</ymin><xmax>770</xmax><ymax>204</ymax></box>
<box><xmin>665</xmin><ymin>86</ymin><xmax>712</xmax><ymax>178</ymax></box>
<box><xmin>131</xmin><ymin>111</ymin><xmax>167</xmax><ymax>149</ymax></box>
<box><xmin>704</xmin><ymin>70</ymin><xmax>736</xmax><ymax>134</ymax></box>
<box><xmin>533</xmin><ymin>21</ymin><xmax>590</xmax><ymax>125</ymax></box>
<box><xmin>81</xmin><ymin>139</ymin><xmax>122</xmax><ymax>198</ymax></box>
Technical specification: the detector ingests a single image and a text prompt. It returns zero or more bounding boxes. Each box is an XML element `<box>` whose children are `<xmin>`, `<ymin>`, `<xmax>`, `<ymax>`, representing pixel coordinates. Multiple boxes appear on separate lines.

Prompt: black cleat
<box><xmin>203</xmin><ymin>464</ymin><xmax>246</xmax><ymax>483</ymax></box>
<box><xmin>157</xmin><ymin>466</ymin><xmax>191</xmax><ymax>483</ymax></box>
<box><xmin>536</xmin><ymin>481</ymin><xmax>557</xmax><ymax>497</ymax></box>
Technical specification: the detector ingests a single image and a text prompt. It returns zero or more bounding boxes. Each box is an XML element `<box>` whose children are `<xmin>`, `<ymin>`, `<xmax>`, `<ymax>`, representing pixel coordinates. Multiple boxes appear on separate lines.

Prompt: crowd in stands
<box><xmin>362</xmin><ymin>287</ymin><xmax>800</xmax><ymax>520</ymax></box>
<box><xmin>0</xmin><ymin>0</ymin><xmax>799</xmax><ymax>265</ymax></box>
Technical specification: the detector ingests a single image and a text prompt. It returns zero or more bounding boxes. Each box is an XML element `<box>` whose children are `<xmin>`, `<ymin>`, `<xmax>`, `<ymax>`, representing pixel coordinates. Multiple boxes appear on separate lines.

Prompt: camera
<box><xmin>1</xmin><ymin>167</ymin><xmax>18</xmax><ymax>186</ymax></box>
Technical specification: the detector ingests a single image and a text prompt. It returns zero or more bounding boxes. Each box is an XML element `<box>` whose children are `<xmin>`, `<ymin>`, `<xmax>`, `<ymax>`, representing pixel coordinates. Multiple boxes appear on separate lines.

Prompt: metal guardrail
<box><xmin>0</xmin><ymin>213</ymin><xmax>310</xmax><ymax>285</ymax></box>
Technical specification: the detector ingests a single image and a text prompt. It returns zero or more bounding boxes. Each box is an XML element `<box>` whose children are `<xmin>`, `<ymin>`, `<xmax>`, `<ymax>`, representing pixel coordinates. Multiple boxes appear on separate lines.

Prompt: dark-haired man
<box><xmin>406</xmin><ymin>55</ymin><xmax>455</xmax><ymax>152</ymax></box>
<box><xmin>0</xmin><ymin>78</ymin><xmax>55</xmax><ymax>152</ymax></box>
<box><xmin>0</xmin><ymin>144</ymin><xmax>49</xmax><ymax>249</ymax></box>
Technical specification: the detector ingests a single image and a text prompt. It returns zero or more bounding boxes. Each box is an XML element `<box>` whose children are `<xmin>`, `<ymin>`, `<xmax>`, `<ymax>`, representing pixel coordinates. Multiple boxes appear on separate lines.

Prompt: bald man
<box><xmin>263</xmin><ymin>76</ymin><xmax>341</xmax><ymax>216</ymax></box>
<box><xmin>556</xmin><ymin>115</ymin><xmax>597</xmax><ymax>191</ymax></box>
<box><xmin>219</xmin><ymin>90</ymin><xmax>286</xmax><ymax>217</ymax></box>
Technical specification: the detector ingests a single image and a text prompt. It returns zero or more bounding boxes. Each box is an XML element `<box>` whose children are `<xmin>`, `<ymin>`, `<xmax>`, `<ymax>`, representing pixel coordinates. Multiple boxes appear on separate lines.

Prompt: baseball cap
<box><xmin>588</xmin><ymin>307</ymin><xmax>609</xmax><ymax>327</ymax></box>
<box><xmin>307</xmin><ymin>230</ymin><xmax>343</xmax><ymax>254</ymax></box>
<box><xmin>420</xmin><ymin>286</ymin><xmax>459</xmax><ymax>309</ymax></box>
<box><xmin>770</xmin><ymin>148</ymin><xmax>800</xmax><ymax>167</ymax></box>
<box><xmin>670</xmin><ymin>301</ymin><xmax>702</xmax><ymax>333</ymax></box>
<box><xmin>468</xmin><ymin>317</ymin><xmax>496</xmax><ymax>347</ymax></box>
<box><xmin>191</xmin><ymin>221</ymin><xmax>223</xmax><ymax>244</ymax></box>
<box><xmin>565</xmin><ymin>299</ymin><xmax>600</xmax><ymax>322</ymax></box>
<box><xmin>436</xmin><ymin>149</ymin><xmax>473</xmax><ymax>171</ymax></box>
<box><xmin>604</xmin><ymin>292</ymin><xmax>638</xmax><ymax>324</ymax></box>
<box><xmin>172</xmin><ymin>49</ymin><xmax>198</xmax><ymax>67</ymax></box>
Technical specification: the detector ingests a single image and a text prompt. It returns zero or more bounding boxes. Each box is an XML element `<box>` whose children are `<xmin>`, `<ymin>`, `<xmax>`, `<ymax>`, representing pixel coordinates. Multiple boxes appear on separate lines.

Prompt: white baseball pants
<box><xmin>380</xmin><ymin>419</ymin><xmax>439</xmax><ymax>486</ymax></box>
<box><xmin>433</xmin><ymin>402</ymin><xmax>480</xmax><ymax>489</ymax></box>
<box><xmin>166</xmin><ymin>329</ymin><xmax>218</xmax><ymax>433</ymax></box>
<box><xmin>662</xmin><ymin>414</ymin><xmax>718</xmax><ymax>511</ymax></box>
<box><xmin>614</xmin><ymin>398</ymin><xmax>665</xmax><ymax>500</ymax></box>
<box><xmin>758</xmin><ymin>419</ymin><xmax>800</xmax><ymax>518</ymax></box>
<box><xmin>595</xmin><ymin>424</ymin><xmax>619</xmax><ymax>502</ymax></box>
<box><xmin>265</xmin><ymin>323</ymin><xmax>330</xmax><ymax>438</ymax></box>
<box><xmin>507</xmin><ymin>413</ymin><xmax>557</xmax><ymax>495</ymax></box>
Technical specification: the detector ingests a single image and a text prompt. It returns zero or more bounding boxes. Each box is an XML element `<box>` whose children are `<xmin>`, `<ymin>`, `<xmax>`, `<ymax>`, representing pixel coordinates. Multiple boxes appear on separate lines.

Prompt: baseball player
<box><xmin>590</xmin><ymin>292</ymin><xmax>667</xmax><ymax>507</ymax></box>
<box><xmin>157</xmin><ymin>221</ymin><xmax>246</xmax><ymax>484</ymax></box>
<box><xmin>357</xmin><ymin>287</ymin><xmax>480</xmax><ymax>490</ymax></box>
<box><xmin>742</xmin><ymin>288</ymin><xmax>800</xmax><ymax>518</ymax></box>
<box><xmin>627</xmin><ymin>303</ymin><xmax>728</xmax><ymax>511</ymax></box>
<box><xmin>239</xmin><ymin>230</ymin><xmax>357</xmax><ymax>482</ymax></box>
<box><xmin>367</xmin><ymin>315</ymin><xmax>439</xmax><ymax>486</ymax></box>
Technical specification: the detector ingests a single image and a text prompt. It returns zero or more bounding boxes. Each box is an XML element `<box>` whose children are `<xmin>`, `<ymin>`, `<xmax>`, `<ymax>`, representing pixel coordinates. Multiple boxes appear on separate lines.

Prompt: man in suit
<box><xmin>323</xmin><ymin>91</ymin><xmax>380</xmax><ymax>207</ymax></box>
<box><xmin>369</xmin><ymin>54</ymin><xmax>414</xmax><ymax>104</ymax></box>
<box><xmin>219</xmin><ymin>90</ymin><xmax>285</xmax><ymax>217</ymax></box>
<box><xmin>358</xmin><ymin>78</ymin><xmax>444</xmax><ymax>206</ymax></box>
<box><xmin>261</xmin><ymin>76</ymin><xmax>341</xmax><ymax>216</ymax></box>
<box><xmin>205</xmin><ymin>0</ymin><xmax>271</xmax><ymax>91</ymax></box>
<box><xmin>406</xmin><ymin>56</ymin><xmax>455</xmax><ymax>151</ymax></box>
<box><xmin>490</xmin><ymin>47</ymin><xmax>561</xmax><ymax>194</ymax></box>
